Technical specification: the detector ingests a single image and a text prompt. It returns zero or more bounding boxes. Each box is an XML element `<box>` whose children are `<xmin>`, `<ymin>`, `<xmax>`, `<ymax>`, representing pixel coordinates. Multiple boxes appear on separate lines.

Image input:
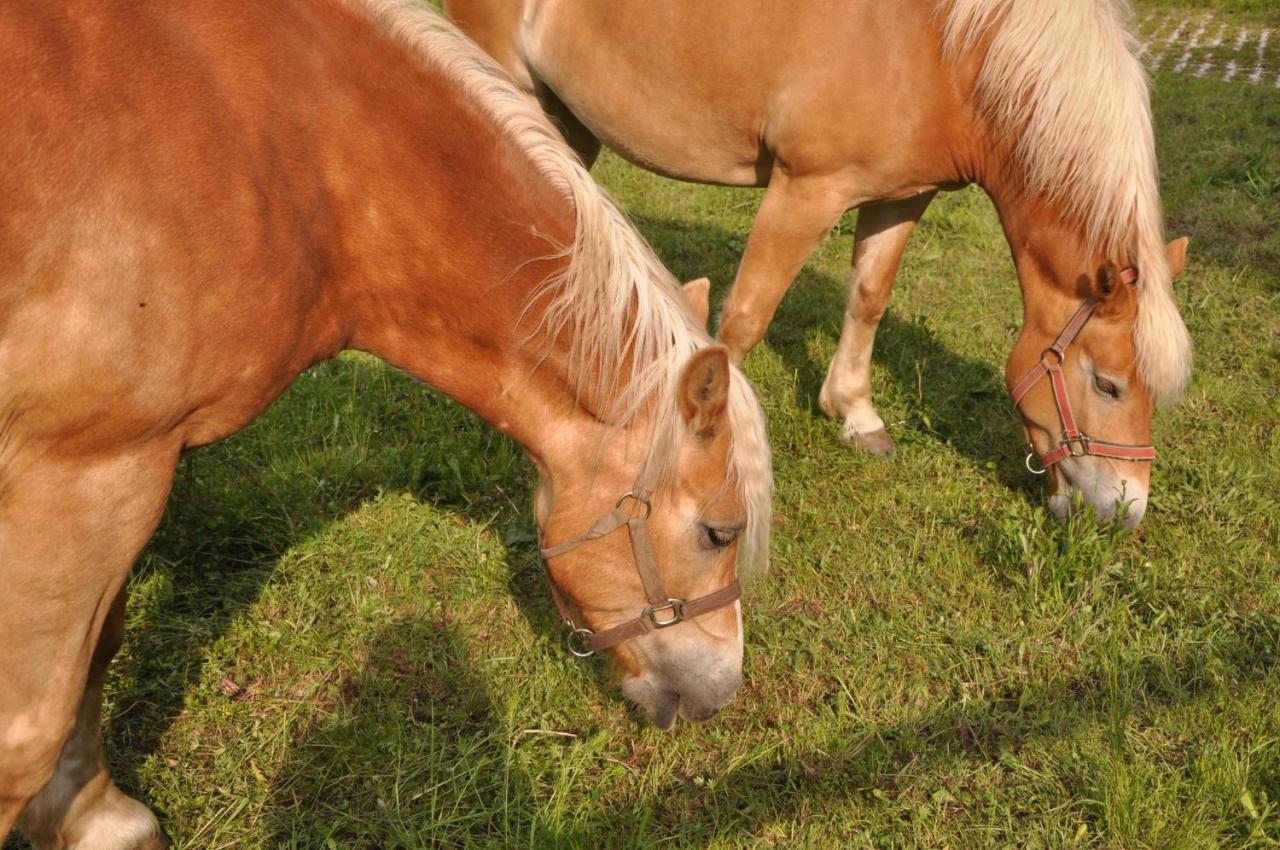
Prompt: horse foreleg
<box><xmin>717</xmin><ymin>170</ymin><xmax>853</xmax><ymax>364</ymax></box>
<box><xmin>818</xmin><ymin>191</ymin><xmax>935</xmax><ymax>455</ymax></box>
<box><xmin>2</xmin><ymin>447</ymin><xmax>176</xmax><ymax>849</ymax></box>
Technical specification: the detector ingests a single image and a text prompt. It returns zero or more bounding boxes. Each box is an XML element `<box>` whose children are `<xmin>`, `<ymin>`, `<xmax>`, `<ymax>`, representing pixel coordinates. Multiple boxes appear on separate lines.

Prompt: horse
<box><xmin>445</xmin><ymin>0</ymin><xmax>1194</xmax><ymax>527</ymax></box>
<box><xmin>0</xmin><ymin>1</ymin><xmax>773</xmax><ymax>845</ymax></box>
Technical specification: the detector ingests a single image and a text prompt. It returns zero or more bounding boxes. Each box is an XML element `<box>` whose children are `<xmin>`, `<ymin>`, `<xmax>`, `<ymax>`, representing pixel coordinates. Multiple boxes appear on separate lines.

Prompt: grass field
<box><xmin>10</xmin><ymin>2</ymin><xmax>1279</xmax><ymax>848</ymax></box>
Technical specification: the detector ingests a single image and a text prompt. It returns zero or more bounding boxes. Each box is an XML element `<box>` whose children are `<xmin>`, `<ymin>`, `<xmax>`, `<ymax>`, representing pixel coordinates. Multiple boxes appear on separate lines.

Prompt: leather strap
<box><xmin>575</xmin><ymin>580</ymin><xmax>742</xmax><ymax>652</ymax></box>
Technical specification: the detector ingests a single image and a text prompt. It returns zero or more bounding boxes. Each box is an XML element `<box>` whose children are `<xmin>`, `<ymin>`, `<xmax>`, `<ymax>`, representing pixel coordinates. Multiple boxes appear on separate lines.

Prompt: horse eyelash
<box><xmin>701</xmin><ymin>523</ymin><xmax>742</xmax><ymax>549</ymax></box>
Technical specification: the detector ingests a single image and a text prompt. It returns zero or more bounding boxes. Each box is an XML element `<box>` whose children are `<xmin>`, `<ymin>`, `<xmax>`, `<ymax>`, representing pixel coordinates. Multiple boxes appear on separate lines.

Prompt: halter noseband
<box><xmin>1010</xmin><ymin>266</ymin><xmax>1155</xmax><ymax>474</ymax></box>
<box><xmin>538</xmin><ymin>467</ymin><xmax>741</xmax><ymax>658</ymax></box>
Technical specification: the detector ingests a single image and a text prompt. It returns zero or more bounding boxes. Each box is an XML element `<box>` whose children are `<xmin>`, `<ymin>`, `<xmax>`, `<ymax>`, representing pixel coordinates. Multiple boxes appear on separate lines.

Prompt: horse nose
<box><xmin>1051</xmin><ymin>464</ymin><xmax>1149</xmax><ymax>527</ymax></box>
<box><xmin>1115</xmin><ymin>487</ymin><xmax>1148</xmax><ymax>528</ymax></box>
<box><xmin>673</xmin><ymin>664</ymin><xmax>742</xmax><ymax>724</ymax></box>
<box><xmin>622</xmin><ymin>657</ymin><xmax>742</xmax><ymax>729</ymax></box>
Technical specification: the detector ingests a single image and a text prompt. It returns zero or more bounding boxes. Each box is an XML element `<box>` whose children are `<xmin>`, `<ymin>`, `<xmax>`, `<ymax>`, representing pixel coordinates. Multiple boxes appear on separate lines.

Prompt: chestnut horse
<box><xmin>0</xmin><ymin>0</ymin><xmax>772</xmax><ymax>845</ymax></box>
<box><xmin>447</xmin><ymin>0</ymin><xmax>1194</xmax><ymax>527</ymax></box>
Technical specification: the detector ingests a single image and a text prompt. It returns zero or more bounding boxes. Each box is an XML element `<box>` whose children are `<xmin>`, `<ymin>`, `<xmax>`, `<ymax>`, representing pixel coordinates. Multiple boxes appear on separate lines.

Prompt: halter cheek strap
<box><xmin>539</xmin><ymin>471</ymin><xmax>741</xmax><ymax>658</ymax></box>
<box><xmin>1011</xmin><ymin>267</ymin><xmax>1155</xmax><ymax>473</ymax></box>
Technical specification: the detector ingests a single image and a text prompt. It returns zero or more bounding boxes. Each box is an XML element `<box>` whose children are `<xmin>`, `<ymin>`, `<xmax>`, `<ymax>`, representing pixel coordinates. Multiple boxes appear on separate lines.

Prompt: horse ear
<box><xmin>677</xmin><ymin>346</ymin><xmax>730</xmax><ymax>438</ymax></box>
<box><xmin>1165</xmin><ymin>236</ymin><xmax>1189</xmax><ymax>279</ymax></box>
<box><xmin>681</xmin><ymin>277</ymin><xmax>711</xmax><ymax>329</ymax></box>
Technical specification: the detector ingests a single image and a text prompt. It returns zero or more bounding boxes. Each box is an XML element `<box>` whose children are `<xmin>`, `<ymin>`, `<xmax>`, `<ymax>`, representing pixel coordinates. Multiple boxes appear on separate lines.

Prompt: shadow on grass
<box><xmin>254</xmin><ymin>600</ymin><xmax>1280</xmax><ymax>847</ymax></box>
<box><xmin>94</xmin><ymin>357</ymin><xmax>584</xmax><ymax>830</ymax></box>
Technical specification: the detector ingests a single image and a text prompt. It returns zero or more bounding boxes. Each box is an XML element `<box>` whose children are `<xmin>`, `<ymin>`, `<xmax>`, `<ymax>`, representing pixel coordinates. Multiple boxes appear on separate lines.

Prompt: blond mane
<box><xmin>939</xmin><ymin>0</ymin><xmax>1192</xmax><ymax>403</ymax></box>
<box><xmin>346</xmin><ymin>0</ymin><xmax>772</xmax><ymax>576</ymax></box>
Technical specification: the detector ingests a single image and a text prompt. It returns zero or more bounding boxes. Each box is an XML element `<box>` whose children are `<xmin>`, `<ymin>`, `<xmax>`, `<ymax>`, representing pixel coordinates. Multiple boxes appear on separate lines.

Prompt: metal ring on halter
<box><xmin>1041</xmin><ymin>347</ymin><xmax>1066</xmax><ymax>367</ymax></box>
<box><xmin>614</xmin><ymin>491</ymin><xmax>652</xmax><ymax>519</ymax></box>
<box><xmin>1025</xmin><ymin>451</ymin><xmax>1046</xmax><ymax>475</ymax></box>
<box><xmin>644</xmin><ymin>599</ymin><xmax>685</xmax><ymax>628</ymax></box>
<box><xmin>565</xmin><ymin>625</ymin><xmax>596</xmax><ymax>658</ymax></box>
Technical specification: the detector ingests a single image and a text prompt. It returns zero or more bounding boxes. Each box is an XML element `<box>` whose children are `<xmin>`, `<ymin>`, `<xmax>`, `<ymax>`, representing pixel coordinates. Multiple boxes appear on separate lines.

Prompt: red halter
<box><xmin>1011</xmin><ymin>267</ymin><xmax>1156</xmax><ymax>474</ymax></box>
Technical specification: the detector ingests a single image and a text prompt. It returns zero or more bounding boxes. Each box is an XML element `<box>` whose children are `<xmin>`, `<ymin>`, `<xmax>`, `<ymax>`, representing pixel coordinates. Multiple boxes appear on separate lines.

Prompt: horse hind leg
<box><xmin>2</xmin><ymin>447</ymin><xmax>177</xmax><ymax>849</ymax></box>
<box><xmin>819</xmin><ymin>191</ymin><xmax>935</xmax><ymax>456</ymax></box>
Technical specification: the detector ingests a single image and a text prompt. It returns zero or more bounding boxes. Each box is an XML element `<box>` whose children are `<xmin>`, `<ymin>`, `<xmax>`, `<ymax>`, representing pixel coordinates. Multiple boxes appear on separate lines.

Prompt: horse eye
<box><xmin>1094</xmin><ymin>375</ymin><xmax>1120</xmax><ymax>398</ymax></box>
<box><xmin>700</xmin><ymin>524</ymin><xmax>740</xmax><ymax>550</ymax></box>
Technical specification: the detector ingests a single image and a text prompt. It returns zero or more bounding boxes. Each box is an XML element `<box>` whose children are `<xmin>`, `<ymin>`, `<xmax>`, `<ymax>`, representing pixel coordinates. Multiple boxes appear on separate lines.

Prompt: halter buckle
<box><xmin>565</xmin><ymin>624</ymin><xmax>596</xmax><ymax>659</ymax></box>
<box><xmin>644</xmin><ymin>599</ymin><xmax>685</xmax><ymax>628</ymax></box>
<box><xmin>1063</xmin><ymin>434</ymin><xmax>1091</xmax><ymax>457</ymax></box>
<box><xmin>1024</xmin><ymin>451</ymin><xmax>1047</xmax><ymax>475</ymax></box>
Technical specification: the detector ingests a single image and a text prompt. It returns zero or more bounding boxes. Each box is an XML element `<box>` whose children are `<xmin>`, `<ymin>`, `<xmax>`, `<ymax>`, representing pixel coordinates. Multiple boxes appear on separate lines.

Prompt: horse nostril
<box><xmin>653</xmin><ymin>691</ymin><xmax>680</xmax><ymax>731</ymax></box>
<box><xmin>681</xmin><ymin>702</ymin><xmax>722</xmax><ymax>724</ymax></box>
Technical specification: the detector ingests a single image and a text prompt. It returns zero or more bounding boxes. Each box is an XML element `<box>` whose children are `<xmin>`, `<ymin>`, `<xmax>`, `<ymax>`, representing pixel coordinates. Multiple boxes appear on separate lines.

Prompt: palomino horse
<box><xmin>447</xmin><ymin>0</ymin><xmax>1194</xmax><ymax>527</ymax></box>
<box><xmin>0</xmin><ymin>0</ymin><xmax>772</xmax><ymax>845</ymax></box>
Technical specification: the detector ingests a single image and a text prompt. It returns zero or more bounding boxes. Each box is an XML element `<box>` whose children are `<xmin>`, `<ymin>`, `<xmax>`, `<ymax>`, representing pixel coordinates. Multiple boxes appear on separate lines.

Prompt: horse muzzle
<box><xmin>1049</xmin><ymin>457</ymin><xmax>1149</xmax><ymax>529</ymax></box>
<box><xmin>621</xmin><ymin>661</ymin><xmax>743</xmax><ymax>730</ymax></box>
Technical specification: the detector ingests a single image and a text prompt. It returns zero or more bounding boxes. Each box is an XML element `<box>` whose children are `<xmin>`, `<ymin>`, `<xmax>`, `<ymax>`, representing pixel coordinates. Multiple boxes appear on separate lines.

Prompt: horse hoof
<box><xmin>850</xmin><ymin>428</ymin><xmax>895</xmax><ymax>456</ymax></box>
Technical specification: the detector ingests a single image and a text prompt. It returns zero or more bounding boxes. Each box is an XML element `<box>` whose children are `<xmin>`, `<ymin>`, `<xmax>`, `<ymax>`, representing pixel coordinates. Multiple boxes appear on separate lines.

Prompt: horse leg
<box><xmin>2</xmin><ymin>447</ymin><xmax>176</xmax><ymax>849</ymax></box>
<box><xmin>818</xmin><ymin>191</ymin><xmax>935</xmax><ymax>456</ymax></box>
<box><xmin>18</xmin><ymin>585</ymin><xmax>170</xmax><ymax>850</ymax></box>
<box><xmin>716</xmin><ymin>169</ymin><xmax>852</xmax><ymax>363</ymax></box>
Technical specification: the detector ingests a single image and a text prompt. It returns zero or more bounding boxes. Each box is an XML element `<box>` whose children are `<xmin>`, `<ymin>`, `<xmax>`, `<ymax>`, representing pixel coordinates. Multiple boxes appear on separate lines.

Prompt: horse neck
<box><xmin>329</xmin><ymin>68</ymin><xmax>609</xmax><ymax>469</ymax></box>
<box><xmin>982</xmin><ymin>171</ymin><xmax>1111</xmax><ymax>330</ymax></box>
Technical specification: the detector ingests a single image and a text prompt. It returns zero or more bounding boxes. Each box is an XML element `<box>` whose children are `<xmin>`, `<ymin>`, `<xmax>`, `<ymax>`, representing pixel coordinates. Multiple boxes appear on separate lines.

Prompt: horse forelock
<box><xmin>345</xmin><ymin>0</ymin><xmax>772</xmax><ymax>575</ymax></box>
<box><xmin>938</xmin><ymin>0</ymin><xmax>1191</xmax><ymax>404</ymax></box>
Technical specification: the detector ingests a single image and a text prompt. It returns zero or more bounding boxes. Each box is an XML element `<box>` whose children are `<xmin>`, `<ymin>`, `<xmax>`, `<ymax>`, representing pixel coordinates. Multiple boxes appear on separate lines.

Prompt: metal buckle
<box><xmin>1024</xmin><ymin>451</ymin><xmax>1046</xmax><ymax>475</ymax></box>
<box><xmin>1041</xmin><ymin>346</ymin><xmax>1065</xmax><ymax>368</ymax></box>
<box><xmin>1063</xmin><ymin>434</ymin><xmax>1091</xmax><ymax>457</ymax></box>
<box><xmin>614</xmin><ymin>491</ymin><xmax>652</xmax><ymax>519</ymax></box>
<box><xmin>565</xmin><ymin>625</ymin><xmax>596</xmax><ymax>659</ymax></box>
<box><xmin>645</xmin><ymin>599</ymin><xmax>685</xmax><ymax>628</ymax></box>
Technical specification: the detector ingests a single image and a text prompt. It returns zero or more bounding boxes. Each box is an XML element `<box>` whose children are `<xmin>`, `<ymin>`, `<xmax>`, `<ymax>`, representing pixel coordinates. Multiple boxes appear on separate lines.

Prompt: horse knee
<box><xmin>849</xmin><ymin>273</ymin><xmax>891</xmax><ymax>324</ymax></box>
<box><xmin>0</xmin><ymin>715</ymin><xmax>67</xmax><ymax>811</ymax></box>
<box><xmin>718</xmin><ymin>302</ymin><xmax>770</xmax><ymax>361</ymax></box>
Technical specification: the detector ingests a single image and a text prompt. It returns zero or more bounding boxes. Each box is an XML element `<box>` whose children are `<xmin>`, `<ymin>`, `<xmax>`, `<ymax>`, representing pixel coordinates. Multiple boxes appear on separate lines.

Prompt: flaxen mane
<box><xmin>939</xmin><ymin>0</ymin><xmax>1192</xmax><ymax>404</ymax></box>
<box><xmin>347</xmin><ymin>0</ymin><xmax>772</xmax><ymax>575</ymax></box>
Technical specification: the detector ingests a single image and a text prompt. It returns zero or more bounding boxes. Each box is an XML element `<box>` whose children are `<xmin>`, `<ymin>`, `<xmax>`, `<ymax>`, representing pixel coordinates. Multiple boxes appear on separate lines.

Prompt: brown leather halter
<box><xmin>1011</xmin><ymin>267</ymin><xmax>1156</xmax><ymax>474</ymax></box>
<box><xmin>539</xmin><ymin>465</ymin><xmax>741</xmax><ymax>658</ymax></box>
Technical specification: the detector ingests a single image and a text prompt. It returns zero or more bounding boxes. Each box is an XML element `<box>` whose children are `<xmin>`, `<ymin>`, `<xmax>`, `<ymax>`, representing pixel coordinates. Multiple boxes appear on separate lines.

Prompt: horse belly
<box><xmin>521</xmin><ymin>3</ymin><xmax>772</xmax><ymax>186</ymax></box>
<box><xmin>519</xmin><ymin>0</ymin><xmax>962</xmax><ymax>194</ymax></box>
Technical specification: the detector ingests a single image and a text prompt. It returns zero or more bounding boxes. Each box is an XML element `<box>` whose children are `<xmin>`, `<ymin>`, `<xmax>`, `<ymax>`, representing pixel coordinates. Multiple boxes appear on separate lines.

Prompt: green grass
<box><xmin>10</xmin><ymin>18</ymin><xmax>1280</xmax><ymax>850</ymax></box>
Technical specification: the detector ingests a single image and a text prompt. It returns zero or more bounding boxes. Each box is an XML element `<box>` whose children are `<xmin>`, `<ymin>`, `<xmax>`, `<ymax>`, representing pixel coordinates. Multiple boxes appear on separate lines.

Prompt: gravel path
<box><xmin>1139</xmin><ymin>11</ymin><xmax>1280</xmax><ymax>86</ymax></box>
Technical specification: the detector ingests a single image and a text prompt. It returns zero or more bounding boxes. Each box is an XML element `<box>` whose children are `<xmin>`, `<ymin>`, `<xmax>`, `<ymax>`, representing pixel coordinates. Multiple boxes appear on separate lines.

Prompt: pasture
<box><xmin>10</xmin><ymin>0</ymin><xmax>1278</xmax><ymax>847</ymax></box>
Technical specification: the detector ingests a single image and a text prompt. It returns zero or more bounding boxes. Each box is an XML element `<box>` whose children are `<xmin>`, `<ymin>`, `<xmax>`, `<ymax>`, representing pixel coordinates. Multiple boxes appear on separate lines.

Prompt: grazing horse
<box><xmin>447</xmin><ymin>0</ymin><xmax>1194</xmax><ymax>526</ymax></box>
<box><xmin>0</xmin><ymin>0</ymin><xmax>772</xmax><ymax>846</ymax></box>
